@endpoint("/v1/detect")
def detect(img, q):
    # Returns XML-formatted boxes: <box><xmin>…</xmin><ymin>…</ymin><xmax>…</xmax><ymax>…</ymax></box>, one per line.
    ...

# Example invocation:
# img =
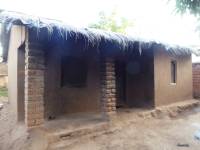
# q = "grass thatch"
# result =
<box><xmin>0</xmin><ymin>10</ymin><xmax>197</xmax><ymax>58</ymax></box>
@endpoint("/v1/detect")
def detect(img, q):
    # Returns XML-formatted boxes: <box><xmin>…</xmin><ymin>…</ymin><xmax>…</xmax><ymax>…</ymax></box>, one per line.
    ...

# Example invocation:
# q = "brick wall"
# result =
<box><xmin>193</xmin><ymin>63</ymin><xmax>200</xmax><ymax>98</ymax></box>
<box><xmin>25</xmin><ymin>41</ymin><xmax>45</xmax><ymax>128</ymax></box>
<box><xmin>100</xmin><ymin>57</ymin><xmax>116</xmax><ymax>117</ymax></box>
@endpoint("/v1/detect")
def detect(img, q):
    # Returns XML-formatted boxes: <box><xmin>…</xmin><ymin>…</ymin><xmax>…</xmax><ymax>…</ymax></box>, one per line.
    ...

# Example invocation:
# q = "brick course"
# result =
<box><xmin>25</xmin><ymin>40</ymin><xmax>45</xmax><ymax>128</ymax></box>
<box><xmin>193</xmin><ymin>63</ymin><xmax>200</xmax><ymax>98</ymax></box>
<box><xmin>100</xmin><ymin>57</ymin><xmax>117</xmax><ymax>117</ymax></box>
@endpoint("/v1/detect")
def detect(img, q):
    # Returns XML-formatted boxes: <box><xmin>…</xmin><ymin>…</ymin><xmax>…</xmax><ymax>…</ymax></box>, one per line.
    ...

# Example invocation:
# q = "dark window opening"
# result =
<box><xmin>61</xmin><ymin>56</ymin><xmax>88</xmax><ymax>87</ymax></box>
<box><xmin>171</xmin><ymin>60</ymin><xmax>177</xmax><ymax>84</ymax></box>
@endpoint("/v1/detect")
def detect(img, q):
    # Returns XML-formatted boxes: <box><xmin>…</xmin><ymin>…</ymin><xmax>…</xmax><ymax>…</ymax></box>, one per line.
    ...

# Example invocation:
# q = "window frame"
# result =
<box><xmin>170</xmin><ymin>60</ymin><xmax>177</xmax><ymax>85</ymax></box>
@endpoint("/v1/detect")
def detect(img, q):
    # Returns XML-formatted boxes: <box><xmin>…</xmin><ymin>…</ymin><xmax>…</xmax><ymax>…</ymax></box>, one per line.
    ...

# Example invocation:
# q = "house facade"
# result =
<box><xmin>0</xmin><ymin>11</ymin><xmax>194</xmax><ymax>128</ymax></box>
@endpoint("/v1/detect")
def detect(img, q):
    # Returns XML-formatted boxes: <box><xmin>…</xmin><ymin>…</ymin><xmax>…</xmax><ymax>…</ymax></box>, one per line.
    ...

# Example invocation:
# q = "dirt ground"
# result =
<box><xmin>0</xmin><ymin>100</ymin><xmax>28</xmax><ymax>150</ymax></box>
<box><xmin>67</xmin><ymin>109</ymin><xmax>200</xmax><ymax>150</ymax></box>
<box><xmin>1</xmin><ymin>99</ymin><xmax>200</xmax><ymax>150</ymax></box>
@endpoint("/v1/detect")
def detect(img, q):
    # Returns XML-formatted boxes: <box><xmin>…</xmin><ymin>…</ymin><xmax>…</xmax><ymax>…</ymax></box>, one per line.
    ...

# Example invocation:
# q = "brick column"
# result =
<box><xmin>25</xmin><ymin>40</ymin><xmax>45</xmax><ymax>128</ymax></box>
<box><xmin>100</xmin><ymin>57</ymin><xmax>116</xmax><ymax>118</ymax></box>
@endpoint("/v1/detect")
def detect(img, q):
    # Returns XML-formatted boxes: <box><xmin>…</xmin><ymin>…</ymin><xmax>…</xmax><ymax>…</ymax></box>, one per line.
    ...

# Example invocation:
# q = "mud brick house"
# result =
<box><xmin>0</xmin><ymin>11</ymin><xmax>197</xmax><ymax>128</ymax></box>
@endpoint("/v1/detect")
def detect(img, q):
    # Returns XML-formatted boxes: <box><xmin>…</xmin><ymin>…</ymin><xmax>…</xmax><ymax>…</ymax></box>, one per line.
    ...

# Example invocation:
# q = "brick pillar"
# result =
<box><xmin>100</xmin><ymin>57</ymin><xmax>116</xmax><ymax>118</ymax></box>
<box><xmin>25</xmin><ymin>40</ymin><xmax>45</xmax><ymax>128</ymax></box>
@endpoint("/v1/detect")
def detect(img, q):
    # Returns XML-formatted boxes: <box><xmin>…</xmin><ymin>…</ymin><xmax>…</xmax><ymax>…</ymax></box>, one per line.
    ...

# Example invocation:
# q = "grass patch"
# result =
<box><xmin>0</xmin><ymin>87</ymin><xmax>8</xmax><ymax>97</ymax></box>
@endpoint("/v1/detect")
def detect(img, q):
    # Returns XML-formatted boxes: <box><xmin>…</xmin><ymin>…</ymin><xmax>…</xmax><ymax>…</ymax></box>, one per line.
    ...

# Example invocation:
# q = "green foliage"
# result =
<box><xmin>175</xmin><ymin>0</ymin><xmax>200</xmax><ymax>16</ymax></box>
<box><xmin>175</xmin><ymin>0</ymin><xmax>200</xmax><ymax>35</ymax></box>
<box><xmin>89</xmin><ymin>10</ymin><xmax>133</xmax><ymax>34</ymax></box>
<box><xmin>0</xmin><ymin>87</ymin><xmax>7</xmax><ymax>97</ymax></box>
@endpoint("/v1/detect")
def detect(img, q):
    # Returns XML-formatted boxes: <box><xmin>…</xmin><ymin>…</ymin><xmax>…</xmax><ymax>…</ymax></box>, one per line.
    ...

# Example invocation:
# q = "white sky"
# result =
<box><xmin>0</xmin><ymin>0</ymin><xmax>200</xmax><ymax>62</ymax></box>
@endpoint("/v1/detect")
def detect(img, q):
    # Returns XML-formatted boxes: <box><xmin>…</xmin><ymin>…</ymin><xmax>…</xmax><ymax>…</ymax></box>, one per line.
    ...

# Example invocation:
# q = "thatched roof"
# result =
<box><xmin>0</xmin><ymin>10</ymin><xmax>198</xmax><ymax>61</ymax></box>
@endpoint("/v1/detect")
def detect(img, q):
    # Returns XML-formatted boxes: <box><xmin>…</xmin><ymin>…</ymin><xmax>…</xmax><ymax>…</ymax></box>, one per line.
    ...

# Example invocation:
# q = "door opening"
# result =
<box><xmin>115</xmin><ymin>60</ymin><xmax>126</xmax><ymax>108</ymax></box>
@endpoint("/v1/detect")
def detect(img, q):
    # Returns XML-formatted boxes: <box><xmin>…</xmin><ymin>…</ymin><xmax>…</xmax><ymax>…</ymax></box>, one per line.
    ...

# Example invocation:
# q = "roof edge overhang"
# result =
<box><xmin>0</xmin><ymin>10</ymin><xmax>198</xmax><ymax>62</ymax></box>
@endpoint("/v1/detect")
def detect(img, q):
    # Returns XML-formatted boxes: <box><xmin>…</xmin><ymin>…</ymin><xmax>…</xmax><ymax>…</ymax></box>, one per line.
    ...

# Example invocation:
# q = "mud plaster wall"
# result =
<box><xmin>154</xmin><ymin>48</ymin><xmax>193</xmax><ymax>106</ymax></box>
<box><xmin>7</xmin><ymin>25</ymin><xmax>25</xmax><ymax>121</ymax></box>
<box><xmin>125</xmin><ymin>49</ymin><xmax>154</xmax><ymax>107</ymax></box>
<box><xmin>193</xmin><ymin>63</ymin><xmax>200</xmax><ymax>98</ymax></box>
<box><xmin>44</xmin><ymin>48</ymin><xmax>101</xmax><ymax>118</ymax></box>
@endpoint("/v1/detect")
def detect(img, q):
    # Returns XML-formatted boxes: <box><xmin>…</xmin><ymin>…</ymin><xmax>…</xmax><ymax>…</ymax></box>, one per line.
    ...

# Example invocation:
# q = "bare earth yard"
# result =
<box><xmin>1</xmin><ymin>99</ymin><xmax>200</xmax><ymax>150</ymax></box>
<box><xmin>67</xmin><ymin>108</ymin><xmax>200</xmax><ymax>150</ymax></box>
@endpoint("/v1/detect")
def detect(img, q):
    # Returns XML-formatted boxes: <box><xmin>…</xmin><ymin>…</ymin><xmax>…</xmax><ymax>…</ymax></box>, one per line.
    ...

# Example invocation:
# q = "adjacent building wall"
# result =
<box><xmin>0</xmin><ymin>63</ymin><xmax>8</xmax><ymax>74</ymax></box>
<box><xmin>7</xmin><ymin>25</ymin><xmax>25</xmax><ymax>121</ymax></box>
<box><xmin>0</xmin><ymin>63</ymin><xmax>8</xmax><ymax>88</ymax></box>
<box><xmin>193</xmin><ymin>63</ymin><xmax>200</xmax><ymax>98</ymax></box>
<box><xmin>154</xmin><ymin>48</ymin><xmax>193</xmax><ymax>106</ymax></box>
<box><xmin>0</xmin><ymin>75</ymin><xmax>8</xmax><ymax>88</ymax></box>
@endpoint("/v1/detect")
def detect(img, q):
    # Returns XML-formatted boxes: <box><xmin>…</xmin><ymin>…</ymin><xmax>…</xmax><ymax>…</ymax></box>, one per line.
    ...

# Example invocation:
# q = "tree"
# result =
<box><xmin>175</xmin><ymin>0</ymin><xmax>200</xmax><ymax>16</ymax></box>
<box><xmin>175</xmin><ymin>0</ymin><xmax>200</xmax><ymax>36</ymax></box>
<box><xmin>89</xmin><ymin>10</ymin><xmax>133</xmax><ymax>34</ymax></box>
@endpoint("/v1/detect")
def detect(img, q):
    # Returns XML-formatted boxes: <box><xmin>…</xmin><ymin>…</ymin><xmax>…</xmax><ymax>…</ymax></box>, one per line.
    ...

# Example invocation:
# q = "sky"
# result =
<box><xmin>0</xmin><ymin>0</ymin><xmax>200</xmax><ymax>62</ymax></box>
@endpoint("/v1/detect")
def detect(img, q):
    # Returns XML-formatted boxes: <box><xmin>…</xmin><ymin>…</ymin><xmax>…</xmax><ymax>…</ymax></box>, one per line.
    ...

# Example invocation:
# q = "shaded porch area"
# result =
<box><xmin>43</xmin><ymin>112</ymin><xmax>107</xmax><ymax>133</ymax></box>
<box><xmin>115</xmin><ymin>48</ymin><xmax>155</xmax><ymax>110</ymax></box>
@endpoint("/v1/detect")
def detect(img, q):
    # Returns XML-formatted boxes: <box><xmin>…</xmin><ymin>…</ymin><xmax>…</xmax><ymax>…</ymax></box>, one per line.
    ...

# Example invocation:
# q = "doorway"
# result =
<box><xmin>115</xmin><ymin>60</ymin><xmax>126</xmax><ymax>108</ymax></box>
<box><xmin>17</xmin><ymin>44</ymin><xmax>25</xmax><ymax>122</ymax></box>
